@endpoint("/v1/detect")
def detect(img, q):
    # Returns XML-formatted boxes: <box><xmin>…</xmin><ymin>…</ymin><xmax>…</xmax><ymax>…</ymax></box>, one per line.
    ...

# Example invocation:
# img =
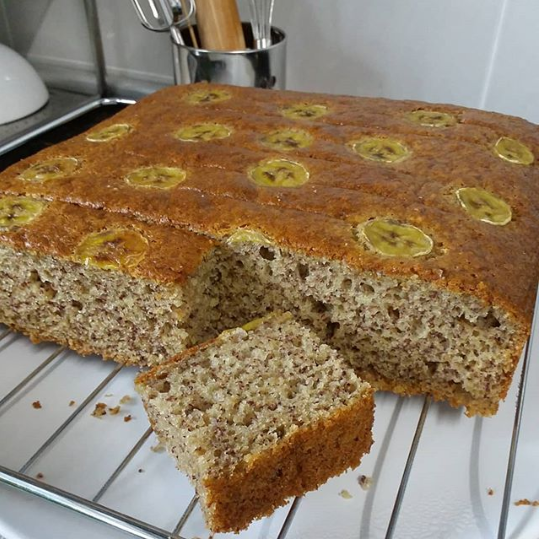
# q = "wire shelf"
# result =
<box><xmin>0</xmin><ymin>99</ymin><xmax>538</xmax><ymax>539</ymax></box>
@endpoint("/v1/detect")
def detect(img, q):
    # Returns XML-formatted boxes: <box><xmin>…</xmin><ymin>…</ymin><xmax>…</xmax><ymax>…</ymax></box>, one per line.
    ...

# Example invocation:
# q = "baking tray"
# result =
<box><xmin>0</xmin><ymin>100</ymin><xmax>538</xmax><ymax>539</ymax></box>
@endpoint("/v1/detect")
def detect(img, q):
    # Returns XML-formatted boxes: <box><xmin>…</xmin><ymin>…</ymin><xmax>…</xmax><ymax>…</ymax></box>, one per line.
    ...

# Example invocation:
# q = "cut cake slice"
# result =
<box><xmin>135</xmin><ymin>312</ymin><xmax>374</xmax><ymax>533</ymax></box>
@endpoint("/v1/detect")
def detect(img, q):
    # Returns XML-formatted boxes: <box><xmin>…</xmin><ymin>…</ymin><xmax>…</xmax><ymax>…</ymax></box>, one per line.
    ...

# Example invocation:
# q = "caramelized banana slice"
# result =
<box><xmin>281</xmin><ymin>103</ymin><xmax>329</xmax><ymax>120</ymax></box>
<box><xmin>0</xmin><ymin>196</ymin><xmax>47</xmax><ymax>228</ymax></box>
<box><xmin>249</xmin><ymin>158</ymin><xmax>309</xmax><ymax>188</ymax></box>
<box><xmin>494</xmin><ymin>137</ymin><xmax>534</xmax><ymax>165</ymax></box>
<box><xmin>75</xmin><ymin>228</ymin><xmax>148</xmax><ymax>270</ymax></box>
<box><xmin>125</xmin><ymin>166</ymin><xmax>187</xmax><ymax>189</ymax></box>
<box><xmin>20</xmin><ymin>157</ymin><xmax>79</xmax><ymax>182</ymax></box>
<box><xmin>241</xmin><ymin>317</ymin><xmax>267</xmax><ymax>332</ymax></box>
<box><xmin>456</xmin><ymin>187</ymin><xmax>512</xmax><ymax>225</ymax></box>
<box><xmin>185</xmin><ymin>89</ymin><xmax>231</xmax><ymax>104</ymax></box>
<box><xmin>174</xmin><ymin>123</ymin><xmax>231</xmax><ymax>142</ymax></box>
<box><xmin>261</xmin><ymin>128</ymin><xmax>313</xmax><ymax>151</ymax></box>
<box><xmin>361</xmin><ymin>219</ymin><xmax>433</xmax><ymax>257</ymax></box>
<box><xmin>86</xmin><ymin>123</ymin><xmax>132</xmax><ymax>142</ymax></box>
<box><xmin>226</xmin><ymin>229</ymin><xmax>274</xmax><ymax>246</ymax></box>
<box><xmin>351</xmin><ymin>137</ymin><xmax>410</xmax><ymax>163</ymax></box>
<box><xmin>406</xmin><ymin>110</ymin><xmax>457</xmax><ymax>128</ymax></box>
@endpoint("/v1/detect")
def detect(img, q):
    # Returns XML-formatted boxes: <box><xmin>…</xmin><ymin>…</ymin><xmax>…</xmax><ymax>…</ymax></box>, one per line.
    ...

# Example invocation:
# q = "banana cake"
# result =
<box><xmin>1</xmin><ymin>83</ymin><xmax>538</xmax><ymax>415</ymax></box>
<box><xmin>135</xmin><ymin>312</ymin><xmax>374</xmax><ymax>532</ymax></box>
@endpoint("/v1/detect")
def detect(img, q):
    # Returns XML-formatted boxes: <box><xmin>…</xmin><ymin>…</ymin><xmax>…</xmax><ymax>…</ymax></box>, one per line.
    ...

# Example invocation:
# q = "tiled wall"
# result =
<box><xmin>1</xmin><ymin>0</ymin><xmax>538</xmax><ymax>122</ymax></box>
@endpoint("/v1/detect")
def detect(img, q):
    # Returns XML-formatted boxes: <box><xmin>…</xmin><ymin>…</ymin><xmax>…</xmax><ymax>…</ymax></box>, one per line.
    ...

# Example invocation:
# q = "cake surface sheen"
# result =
<box><xmin>0</xmin><ymin>83</ymin><xmax>538</xmax><ymax>415</ymax></box>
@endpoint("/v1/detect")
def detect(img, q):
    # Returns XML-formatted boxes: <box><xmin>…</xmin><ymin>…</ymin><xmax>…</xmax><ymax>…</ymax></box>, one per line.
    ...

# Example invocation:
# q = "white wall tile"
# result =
<box><xmin>482</xmin><ymin>0</ymin><xmax>539</xmax><ymax>123</ymax></box>
<box><xmin>96</xmin><ymin>0</ymin><xmax>173</xmax><ymax>85</ymax></box>
<box><xmin>6</xmin><ymin>0</ymin><xmax>92</xmax><ymax>64</ymax></box>
<box><xmin>273</xmin><ymin>0</ymin><xmax>504</xmax><ymax>107</ymax></box>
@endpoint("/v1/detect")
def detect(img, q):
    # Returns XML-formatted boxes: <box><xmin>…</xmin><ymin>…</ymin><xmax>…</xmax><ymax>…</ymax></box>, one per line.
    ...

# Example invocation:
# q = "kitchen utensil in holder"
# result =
<box><xmin>173</xmin><ymin>23</ymin><xmax>286</xmax><ymax>89</ymax></box>
<box><xmin>129</xmin><ymin>0</ymin><xmax>286</xmax><ymax>89</ymax></box>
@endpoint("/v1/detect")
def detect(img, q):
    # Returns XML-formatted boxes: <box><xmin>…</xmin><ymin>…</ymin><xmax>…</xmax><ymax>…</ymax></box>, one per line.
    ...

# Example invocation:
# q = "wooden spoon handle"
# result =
<box><xmin>196</xmin><ymin>0</ymin><xmax>246</xmax><ymax>51</ymax></box>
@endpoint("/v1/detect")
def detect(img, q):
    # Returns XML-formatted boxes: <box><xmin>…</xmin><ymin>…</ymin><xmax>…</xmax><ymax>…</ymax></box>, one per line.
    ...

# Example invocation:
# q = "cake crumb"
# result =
<box><xmin>150</xmin><ymin>442</ymin><xmax>165</xmax><ymax>453</ymax></box>
<box><xmin>91</xmin><ymin>402</ymin><xmax>107</xmax><ymax>418</ymax></box>
<box><xmin>35</xmin><ymin>473</ymin><xmax>44</xmax><ymax>480</ymax></box>
<box><xmin>514</xmin><ymin>499</ymin><xmax>539</xmax><ymax>507</ymax></box>
<box><xmin>108</xmin><ymin>405</ymin><xmax>121</xmax><ymax>415</ymax></box>
<box><xmin>339</xmin><ymin>489</ymin><xmax>353</xmax><ymax>499</ymax></box>
<box><xmin>487</xmin><ymin>488</ymin><xmax>495</xmax><ymax>496</ymax></box>
<box><xmin>69</xmin><ymin>400</ymin><xmax>76</xmax><ymax>407</ymax></box>
<box><xmin>138</xmin><ymin>468</ymin><xmax>144</xmax><ymax>473</ymax></box>
<box><xmin>124</xmin><ymin>414</ymin><xmax>132</xmax><ymax>423</ymax></box>
<box><xmin>358</xmin><ymin>474</ymin><xmax>373</xmax><ymax>491</ymax></box>
<box><xmin>32</xmin><ymin>400</ymin><xmax>42</xmax><ymax>409</ymax></box>
<box><xmin>120</xmin><ymin>395</ymin><xmax>132</xmax><ymax>404</ymax></box>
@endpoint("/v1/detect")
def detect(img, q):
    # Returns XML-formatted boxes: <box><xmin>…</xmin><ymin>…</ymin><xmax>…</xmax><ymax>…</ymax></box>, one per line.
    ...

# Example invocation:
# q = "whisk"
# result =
<box><xmin>247</xmin><ymin>0</ymin><xmax>275</xmax><ymax>49</ymax></box>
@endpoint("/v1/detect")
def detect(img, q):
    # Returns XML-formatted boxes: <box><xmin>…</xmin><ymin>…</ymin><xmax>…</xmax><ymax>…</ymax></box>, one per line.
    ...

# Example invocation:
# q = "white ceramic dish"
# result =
<box><xmin>0</xmin><ymin>317</ymin><xmax>537</xmax><ymax>539</ymax></box>
<box><xmin>0</xmin><ymin>44</ymin><xmax>49</xmax><ymax>125</ymax></box>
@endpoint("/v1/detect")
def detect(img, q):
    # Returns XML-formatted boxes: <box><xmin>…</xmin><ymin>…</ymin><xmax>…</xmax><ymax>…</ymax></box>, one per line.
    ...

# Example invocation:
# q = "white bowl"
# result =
<box><xmin>0</xmin><ymin>43</ymin><xmax>49</xmax><ymax>125</ymax></box>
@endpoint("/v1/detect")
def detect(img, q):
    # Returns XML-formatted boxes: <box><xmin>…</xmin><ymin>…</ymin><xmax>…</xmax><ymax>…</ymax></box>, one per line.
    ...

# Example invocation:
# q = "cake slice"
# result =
<box><xmin>135</xmin><ymin>312</ymin><xmax>374</xmax><ymax>533</ymax></box>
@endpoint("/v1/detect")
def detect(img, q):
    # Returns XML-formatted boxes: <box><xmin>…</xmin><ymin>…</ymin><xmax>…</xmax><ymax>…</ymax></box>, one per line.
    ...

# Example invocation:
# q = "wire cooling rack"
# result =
<box><xmin>0</xmin><ymin>99</ymin><xmax>538</xmax><ymax>539</ymax></box>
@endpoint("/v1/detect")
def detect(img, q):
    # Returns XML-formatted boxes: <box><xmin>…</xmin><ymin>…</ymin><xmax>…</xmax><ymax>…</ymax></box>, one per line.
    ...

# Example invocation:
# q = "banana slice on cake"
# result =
<box><xmin>86</xmin><ymin>124</ymin><xmax>132</xmax><ymax>142</ymax></box>
<box><xmin>249</xmin><ymin>158</ymin><xmax>309</xmax><ymax>187</ymax></box>
<box><xmin>125</xmin><ymin>166</ymin><xmax>187</xmax><ymax>189</ymax></box>
<box><xmin>456</xmin><ymin>187</ymin><xmax>512</xmax><ymax>225</ymax></box>
<box><xmin>184</xmin><ymin>89</ymin><xmax>231</xmax><ymax>104</ymax></box>
<box><xmin>350</xmin><ymin>137</ymin><xmax>411</xmax><ymax>163</ymax></box>
<box><xmin>0</xmin><ymin>196</ymin><xmax>47</xmax><ymax>228</ymax></box>
<box><xmin>75</xmin><ymin>228</ymin><xmax>148</xmax><ymax>270</ymax></box>
<box><xmin>20</xmin><ymin>157</ymin><xmax>79</xmax><ymax>182</ymax></box>
<box><xmin>226</xmin><ymin>229</ymin><xmax>275</xmax><ymax>246</ymax></box>
<box><xmin>361</xmin><ymin>219</ymin><xmax>433</xmax><ymax>257</ymax></box>
<box><xmin>405</xmin><ymin>110</ymin><xmax>457</xmax><ymax>128</ymax></box>
<box><xmin>281</xmin><ymin>104</ymin><xmax>329</xmax><ymax>120</ymax></box>
<box><xmin>494</xmin><ymin>137</ymin><xmax>534</xmax><ymax>165</ymax></box>
<box><xmin>261</xmin><ymin>128</ymin><xmax>313</xmax><ymax>151</ymax></box>
<box><xmin>174</xmin><ymin>123</ymin><xmax>231</xmax><ymax>142</ymax></box>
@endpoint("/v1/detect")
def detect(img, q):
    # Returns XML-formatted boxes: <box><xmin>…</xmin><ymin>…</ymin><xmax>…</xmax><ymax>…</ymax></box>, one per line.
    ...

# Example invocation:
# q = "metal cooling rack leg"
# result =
<box><xmin>385</xmin><ymin>396</ymin><xmax>431</xmax><ymax>539</ymax></box>
<box><xmin>497</xmin><ymin>287</ymin><xmax>538</xmax><ymax>538</ymax></box>
<box><xmin>276</xmin><ymin>497</ymin><xmax>302</xmax><ymax>539</ymax></box>
<box><xmin>0</xmin><ymin>465</ymin><xmax>182</xmax><ymax>539</ymax></box>
<box><xmin>19</xmin><ymin>364</ymin><xmax>124</xmax><ymax>474</ymax></box>
<box><xmin>0</xmin><ymin>347</ymin><xmax>67</xmax><ymax>410</ymax></box>
<box><xmin>171</xmin><ymin>494</ymin><xmax>199</xmax><ymax>537</ymax></box>
<box><xmin>93</xmin><ymin>427</ymin><xmax>153</xmax><ymax>503</ymax></box>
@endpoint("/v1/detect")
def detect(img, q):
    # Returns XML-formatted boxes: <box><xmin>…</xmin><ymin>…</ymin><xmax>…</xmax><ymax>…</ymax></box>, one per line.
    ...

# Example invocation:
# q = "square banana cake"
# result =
<box><xmin>1</xmin><ymin>83</ymin><xmax>538</xmax><ymax>415</ymax></box>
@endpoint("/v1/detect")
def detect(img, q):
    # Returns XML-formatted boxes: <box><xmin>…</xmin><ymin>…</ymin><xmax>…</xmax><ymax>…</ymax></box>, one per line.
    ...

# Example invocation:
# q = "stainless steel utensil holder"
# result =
<box><xmin>172</xmin><ymin>23</ymin><xmax>286</xmax><ymax>89</ymax></box>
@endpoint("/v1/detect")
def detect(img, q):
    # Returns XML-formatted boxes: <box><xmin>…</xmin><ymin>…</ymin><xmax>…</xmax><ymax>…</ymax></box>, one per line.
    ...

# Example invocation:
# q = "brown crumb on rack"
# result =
<box><xmin>358</xmin><ymin>474</ymin><xmax>373</xmax><ymax>491</ymax></box>
<box><xmin>32</xmin><ymin>400</ymin><xmax>42</xmax><ymax>409</ymax></box>
<box><xmin>515</xmin><ymin>499</ymin><xmax>539</xmax><ymax>507</ymax></box>
<box><xmin>339</xmin><ymin>489</ymin><xmax>353</xmax><ymax>500</ymax></box>
<box><xmin>91</xmin><ymin>402</ymin><xmax>107</xmax><ymax>418</ymax></box>
<box><xmin>35</xmin><ymin>472</ymin><xmax>44</xmax><ymax>480</ymax></box>
<box><xmin>150</xmin><ymin>442</ymin><xmax>166</xmax><ymax>453</ymax></box>
<box><xmin>124</xmin><ymin>414</ymin><xmax>132</xmax><ymax>423</ymax></box>
<box><xmin>120</xmin><ymin>395</ymin><xmax>132</xmax><ymax>404</ymax></box>
<box><xmin>69</xmin><ymin>400</ymin><xmax>76</xmax><ymax>407</ymax></box>
<box><xmin>108</xmin><ymin>405</ymin><xmax>121</xmax><ymax>415</ymax></box>
<box><xmin>487</xmin><ymin>488</ymin><xmax>495</xmax><ymax>496</ymax></box>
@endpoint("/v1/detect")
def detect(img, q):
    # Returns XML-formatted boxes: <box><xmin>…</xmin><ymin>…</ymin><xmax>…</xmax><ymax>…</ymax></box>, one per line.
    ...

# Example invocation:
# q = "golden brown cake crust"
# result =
<box><xmin>0</xmin><ymin>200</ymin><xmax>216</xmax><ymax>284</ymax></box>
<box><xmin>202</xmin><ymin>391</ymin><xmax>374</xmax><ymax>533</ymax></box>
<box><xmin>0</xmin><ymin>83</ymin><xmax>538</xmax><ymax>329</ymax></box>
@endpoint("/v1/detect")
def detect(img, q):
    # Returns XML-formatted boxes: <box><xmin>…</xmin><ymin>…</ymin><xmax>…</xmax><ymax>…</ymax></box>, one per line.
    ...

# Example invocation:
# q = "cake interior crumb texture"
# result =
<box><xmin>0</xmin><ymin>230</ymin><xmax>525</xmax><ymax>415</ymax></box>
<box><xmin>136</xmin><ymin>313</ymin><xmax>374</xmax><ymax>533</ymax></box>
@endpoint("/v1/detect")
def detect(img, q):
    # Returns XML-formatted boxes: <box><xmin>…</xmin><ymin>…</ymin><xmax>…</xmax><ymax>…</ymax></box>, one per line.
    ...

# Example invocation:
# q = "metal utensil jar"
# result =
<box><xmin>172</xmin><ymin>23</ymin><xmax>286</xmax><ymax>89</ymax></box>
